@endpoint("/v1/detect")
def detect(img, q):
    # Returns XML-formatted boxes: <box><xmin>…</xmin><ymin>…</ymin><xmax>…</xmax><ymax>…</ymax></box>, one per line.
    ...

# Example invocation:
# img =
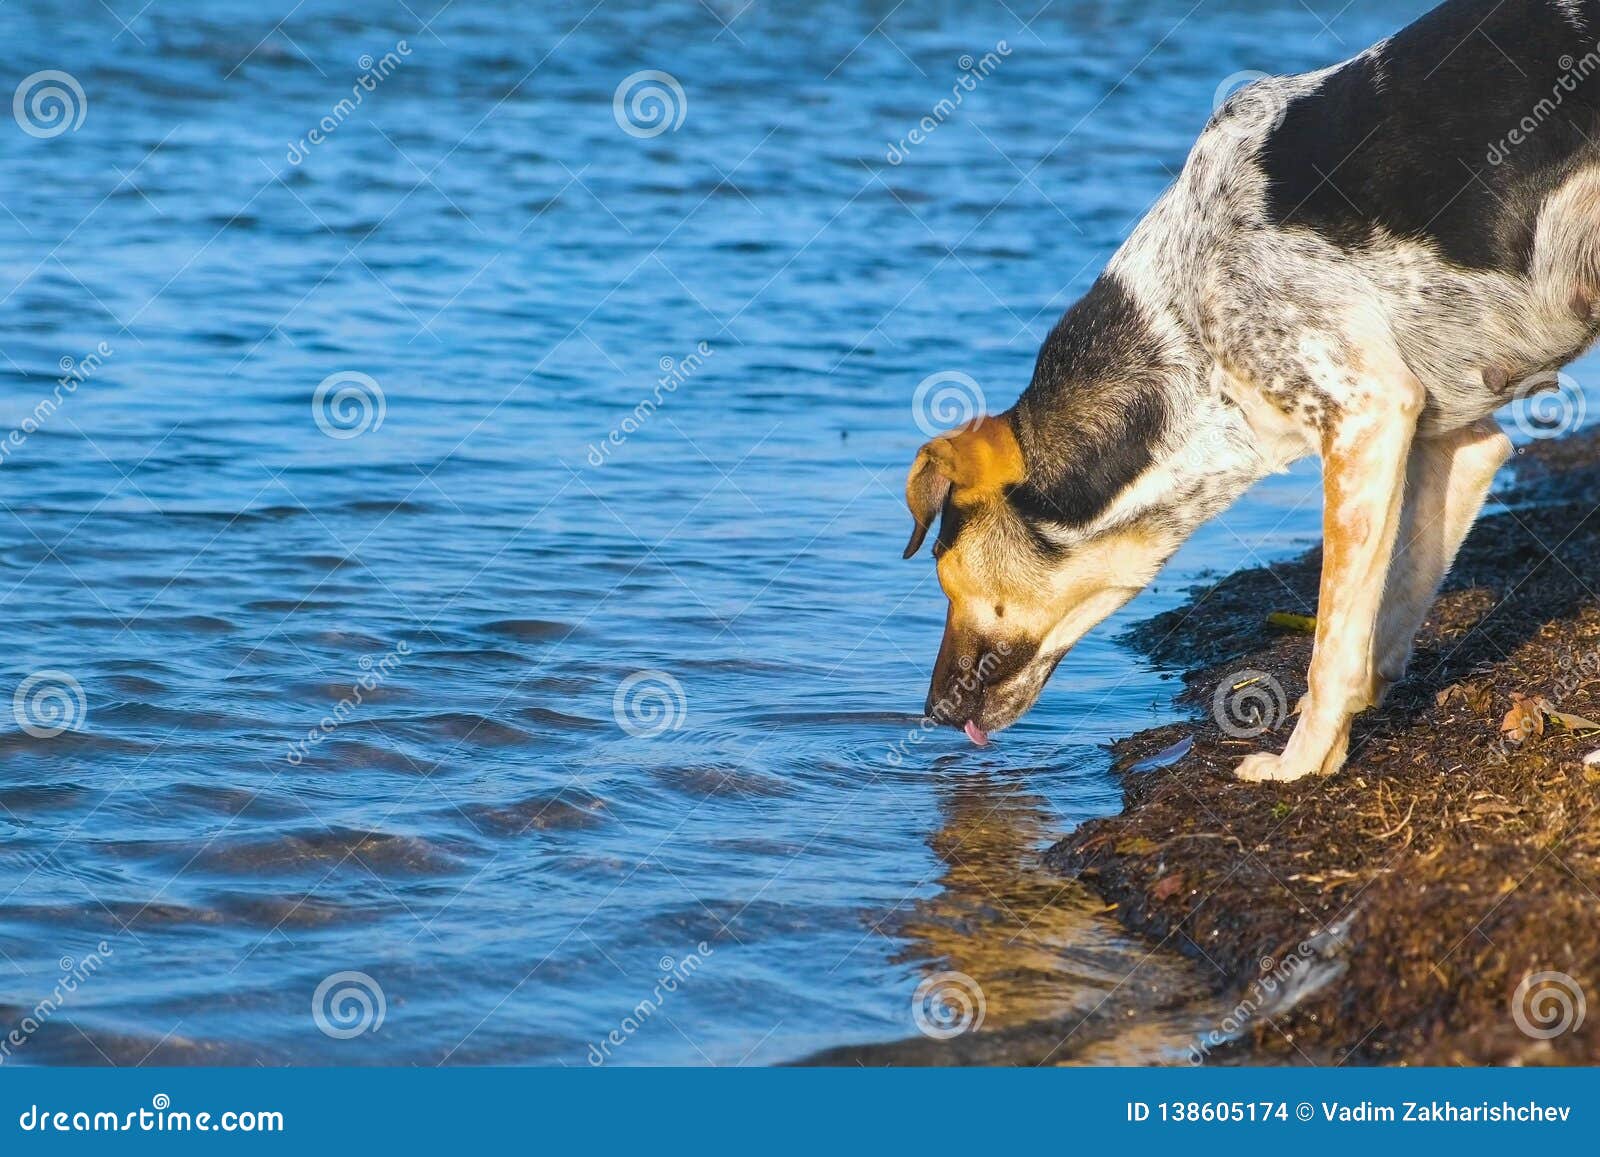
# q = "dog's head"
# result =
<box><xmin>902</xmin><ymin>413</ymin><xmax>1175</xmax><ymax>743</ymax></box>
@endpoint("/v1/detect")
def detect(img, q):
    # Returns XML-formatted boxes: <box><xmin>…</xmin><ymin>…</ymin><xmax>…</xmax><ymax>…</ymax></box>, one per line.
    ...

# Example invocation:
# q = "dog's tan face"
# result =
<box><xmin>903</xmin><ymin>414</ymin><xmax>1173</xmax><ymax>743</ymax></box>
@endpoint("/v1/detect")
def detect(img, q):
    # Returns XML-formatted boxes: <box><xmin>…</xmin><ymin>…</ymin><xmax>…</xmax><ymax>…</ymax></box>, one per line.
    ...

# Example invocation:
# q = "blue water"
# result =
<box><xmin>0</xmin><ymin>0</ymin><xmax>1576</xmax><ymax>1066</ymax></box>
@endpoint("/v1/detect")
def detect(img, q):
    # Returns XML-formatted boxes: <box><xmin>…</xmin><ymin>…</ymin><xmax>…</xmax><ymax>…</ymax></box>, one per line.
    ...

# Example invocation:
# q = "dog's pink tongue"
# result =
<box><xmin>963</xmin><ymin>719</ymin><xmax>989</xmax><ymax>747</ymax></box>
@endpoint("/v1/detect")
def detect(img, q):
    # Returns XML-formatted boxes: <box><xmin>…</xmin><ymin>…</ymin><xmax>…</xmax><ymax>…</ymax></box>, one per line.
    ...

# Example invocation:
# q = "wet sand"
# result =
<box><xmin>1046</xmin><ymin>426</ymin><xmax>1600</xmax><ymax>1065</ymax></box>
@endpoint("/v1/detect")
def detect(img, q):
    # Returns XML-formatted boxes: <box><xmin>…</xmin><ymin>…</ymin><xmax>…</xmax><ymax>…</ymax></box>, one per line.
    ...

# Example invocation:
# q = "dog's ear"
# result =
<box><xmin>903</xmin><ymin>440</ymin><xmax>956</xmax><ymax>558</ymax></box>
<box><xmin>902</xmin><ymin>415</ymin><xmax>1024</xmax><ymax>558</ymax></box>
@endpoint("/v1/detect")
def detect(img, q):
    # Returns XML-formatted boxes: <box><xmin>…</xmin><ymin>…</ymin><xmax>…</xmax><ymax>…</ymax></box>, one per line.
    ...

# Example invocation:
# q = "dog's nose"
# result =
<box><xmin>924</xmin><ymin>670</ymin><xmax>979</xmax><ymax>726</ymax></box>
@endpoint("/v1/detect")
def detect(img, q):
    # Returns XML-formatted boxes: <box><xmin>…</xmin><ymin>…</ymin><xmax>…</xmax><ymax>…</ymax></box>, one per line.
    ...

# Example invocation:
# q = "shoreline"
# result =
<box><xmin>1045</xmin><ymin>425</ymin><xmax>1600</xmax><ymax>1065</ymax></box>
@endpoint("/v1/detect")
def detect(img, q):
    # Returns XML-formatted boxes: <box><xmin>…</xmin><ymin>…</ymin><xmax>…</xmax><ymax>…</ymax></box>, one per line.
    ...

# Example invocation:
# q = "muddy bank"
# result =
<box><xmin>1045</xmin><ymin>426</ymin><xmax>1600</xmax><ymax>1065</ymax></box>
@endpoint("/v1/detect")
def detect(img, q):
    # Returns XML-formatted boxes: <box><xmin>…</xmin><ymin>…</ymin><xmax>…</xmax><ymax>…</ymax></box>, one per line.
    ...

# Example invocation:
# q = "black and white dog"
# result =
<box><xmin>904</xmin><ymin>0</ymin><xmax>1600</xmax><ymax>781</ymax></box>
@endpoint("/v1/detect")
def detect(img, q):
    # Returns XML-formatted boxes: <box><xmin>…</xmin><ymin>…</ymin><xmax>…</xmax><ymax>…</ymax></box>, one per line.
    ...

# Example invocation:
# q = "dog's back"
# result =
<box><xmin>1256</xmin><ymin>0</ymin><xmax>1600</xmax><ymax>275</ymax></box>
<box><xmin>1126</xmin><ymin>0</ymin><xmax>1600</xmax><ymax>432</ymax></box>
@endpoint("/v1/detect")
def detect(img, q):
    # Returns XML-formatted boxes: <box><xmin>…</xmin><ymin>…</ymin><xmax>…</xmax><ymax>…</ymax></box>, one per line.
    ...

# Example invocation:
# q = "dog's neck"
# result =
<box><xmin>1011</xmin><ymin>270</ymin><xmax>1275</xmax><ymax>546</ymax></box>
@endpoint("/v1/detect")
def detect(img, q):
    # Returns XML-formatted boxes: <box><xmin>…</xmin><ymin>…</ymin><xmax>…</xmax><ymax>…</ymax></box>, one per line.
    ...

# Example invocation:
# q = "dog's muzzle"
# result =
<box><xmin>923</xmin><ymin>632</ymin><xmax>1040</xmax><ymax>744</ymax></box>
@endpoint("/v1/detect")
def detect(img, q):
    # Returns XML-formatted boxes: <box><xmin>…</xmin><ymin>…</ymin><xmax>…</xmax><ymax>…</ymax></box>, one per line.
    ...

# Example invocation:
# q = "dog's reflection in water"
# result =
<box><xmin>816</xmin><ymin>767</ymin><xmax>1220</xmax><ymax>1065</ymax></box>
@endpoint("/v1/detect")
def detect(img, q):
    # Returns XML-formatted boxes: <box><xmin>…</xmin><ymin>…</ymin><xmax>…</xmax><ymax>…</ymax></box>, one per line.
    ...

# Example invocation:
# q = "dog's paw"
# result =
<box><xmin>1233</xmin><ymin>752</ymin><xmax>1315</xmax><ymax>783</ymax></box>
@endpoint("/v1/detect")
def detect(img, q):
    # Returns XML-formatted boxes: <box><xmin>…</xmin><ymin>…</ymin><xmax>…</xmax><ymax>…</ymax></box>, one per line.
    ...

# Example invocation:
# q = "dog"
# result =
<box><xmin>905</xmin><ymin>0</ymin><xmax>1600</xmax><ymax>782</ymax></box>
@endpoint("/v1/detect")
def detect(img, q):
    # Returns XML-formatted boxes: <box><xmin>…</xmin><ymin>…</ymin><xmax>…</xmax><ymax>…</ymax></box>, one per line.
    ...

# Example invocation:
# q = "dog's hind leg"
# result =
<box><xmin>1236</xmin><ymin>355</ymin><xmax>1424</xmax><ymax>783</ymax></box>
<box><xmin>1368</xmin><ymin>418</ymin><xmax>1511</xmax><ymax>699</ymax></box>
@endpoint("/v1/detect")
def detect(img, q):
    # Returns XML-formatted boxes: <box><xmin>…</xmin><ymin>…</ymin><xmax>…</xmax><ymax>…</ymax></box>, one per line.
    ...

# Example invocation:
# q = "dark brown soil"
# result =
<box><xmin>1044</xmin><ymin>426</ymin><xmax>1600</xmax><ymax>1065</ymax></box>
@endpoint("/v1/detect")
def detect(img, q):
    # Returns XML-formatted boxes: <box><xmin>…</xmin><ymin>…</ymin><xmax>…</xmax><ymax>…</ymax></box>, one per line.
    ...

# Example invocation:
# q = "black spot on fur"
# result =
<box><xmin>932</xmin><ymin>498</ymin><xmax>970</xmax><ymax>558</ymax></box>
<box><xmin>1258</xmin><ymin>0</ymin><xmax>1600</xmax><ymax>273</ymax></box>
<box><xmin>1010</xmin><ymin>274</ymin><xmax>1171</xmax><ymax>527</ymax></box>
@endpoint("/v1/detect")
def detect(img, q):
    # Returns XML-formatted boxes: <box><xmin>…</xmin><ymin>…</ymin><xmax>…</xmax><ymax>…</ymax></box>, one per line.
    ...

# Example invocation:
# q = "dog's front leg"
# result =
<box><xmin>1368</xmin><ymin>419</ymin><xmax>1511</xmax><ymax>697</ymax></box>
<box><xmin>1236</xmin><ymin>372</ymin><xmax>1423</xmax><ymax>783</ymax></box>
